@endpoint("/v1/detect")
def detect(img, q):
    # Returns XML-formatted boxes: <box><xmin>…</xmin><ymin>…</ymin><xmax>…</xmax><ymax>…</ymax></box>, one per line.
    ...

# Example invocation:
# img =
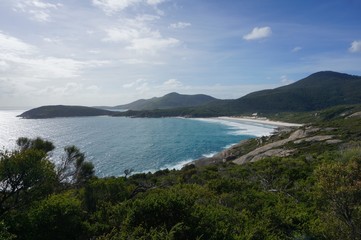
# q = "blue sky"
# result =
<box><xmin>0</xmin><ymin>0</ymin><xmax>361</xmax><ymax>107</ymax></box>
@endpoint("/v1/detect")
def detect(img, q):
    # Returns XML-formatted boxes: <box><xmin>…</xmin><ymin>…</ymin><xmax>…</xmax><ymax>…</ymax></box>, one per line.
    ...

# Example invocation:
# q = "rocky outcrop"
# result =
<box><xmin>347</xmin><ymin>111</ymin><xmax>361</xmax><ymax>118</ymax></box>
<box><xmin>233</xmin><ymin>127</ymin><xmax>340</xmax><ymax>164</ymax></box>
<box><xmin>293</xmin><ymin>135</ymin><xmax>333</xmax><ymax>144</ymax></box>
<box><xmin>193</xmin><ymin>126</ymin><xmax>342</xmax><ymax>167</ymax></box>
<box><xmin>249</xmin><ymin>149</ymin><xmax>296</xmax><ymax>162</ymax></box>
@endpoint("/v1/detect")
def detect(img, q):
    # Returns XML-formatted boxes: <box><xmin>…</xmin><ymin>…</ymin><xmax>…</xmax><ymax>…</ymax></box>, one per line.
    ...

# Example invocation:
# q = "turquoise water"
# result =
<box><xmin>0</xmin><ymin>110</ymin><xmax>275</xmax><ymax>177</ymax></box>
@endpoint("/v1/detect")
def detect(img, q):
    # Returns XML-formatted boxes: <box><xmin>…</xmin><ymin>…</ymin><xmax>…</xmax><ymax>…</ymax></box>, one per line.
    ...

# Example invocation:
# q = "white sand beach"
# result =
<box><xmin>217</xmin><ymin>116</ymin><xmax>303</xmax><ymax>128</ymax></box>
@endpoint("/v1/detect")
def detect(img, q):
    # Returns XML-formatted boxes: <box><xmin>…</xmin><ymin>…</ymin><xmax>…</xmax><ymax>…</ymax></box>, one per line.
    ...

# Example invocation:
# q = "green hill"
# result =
<box><xmin>18</xmin><ymin>105</ymin><xmax>114</xmax><ymax>119</ymax></box>
<box><xmin>113</xmin><ymin>92</ymin><xmax>218</xmax><ymax>110</ymax></box>
<box><xmin>236</xmin><ymin>71</ymin><xmax>361</xmax><ymax>112</ymax></box>
<box><xmin>120</xmin><ymin>71</ymin><xmax>361</xmax><ymax>117</ymax></box>
<box><xmin>19</xmin><ymin>71</ymin><xmax>361</xmax><ymax>119</ymax></box>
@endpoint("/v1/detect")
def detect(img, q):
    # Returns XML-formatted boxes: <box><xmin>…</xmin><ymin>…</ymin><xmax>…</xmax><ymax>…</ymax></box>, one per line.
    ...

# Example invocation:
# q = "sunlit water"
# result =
<box><xmin>0</xmin><ymin>110</ymin><xmax>275</xmax><ymax>177</ymax></box>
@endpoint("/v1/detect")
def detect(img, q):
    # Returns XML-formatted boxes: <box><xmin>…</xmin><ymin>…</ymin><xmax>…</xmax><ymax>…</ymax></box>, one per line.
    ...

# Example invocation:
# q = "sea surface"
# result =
<box><xmin>0</xmin><ymin>110</ymin><xmax>276</xmax><ymax>177</ymax></box>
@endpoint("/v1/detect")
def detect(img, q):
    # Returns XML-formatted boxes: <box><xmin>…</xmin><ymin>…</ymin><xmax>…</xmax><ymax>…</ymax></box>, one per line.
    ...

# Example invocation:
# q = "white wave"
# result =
<box><xmin>130</xmin><ymin>159</ymin><xmax>195</xmax><ymax>175</ymax></box>
<box><xmin>162</xmin><ymin>159</ymin><xmax>194</xmax><ymax>170</ymax></box>
<box><xmin>223</xmin><ymin>143</ymin><xmax>237</xmax><ymax>149</ymax></box>
<box><xmin>202</xmin><ymin>151</ymin><xmax>218</xmax><ymax>158</ymax></box>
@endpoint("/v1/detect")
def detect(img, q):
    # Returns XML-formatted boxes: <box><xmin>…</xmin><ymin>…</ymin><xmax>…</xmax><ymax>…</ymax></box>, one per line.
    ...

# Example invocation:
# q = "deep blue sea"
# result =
<box><xmin>0</xmin><ymin>110</ymin><xmax>275</xmax><ymax>177</ymax></box>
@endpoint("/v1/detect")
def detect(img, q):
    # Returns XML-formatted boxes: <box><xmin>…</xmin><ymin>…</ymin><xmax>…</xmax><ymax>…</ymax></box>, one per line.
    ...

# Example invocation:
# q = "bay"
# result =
<box><xmin>0</xmin><ymin>110</ymin><xmax>275</xmax><ymax>177</ymax></box>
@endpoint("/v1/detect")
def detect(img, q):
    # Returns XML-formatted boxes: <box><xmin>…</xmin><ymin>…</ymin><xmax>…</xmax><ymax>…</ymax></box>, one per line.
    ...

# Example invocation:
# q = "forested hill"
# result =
<box><xmin>234</xmin><ymin>71</ymin><xmax>361</xmax><ymax>112</ymax></box>
<box><xmin>117</xmin><ymin>71</ymin><xmax>361</xmax><ymax>117</ymax></box>
<box><xmin>112</xmin><ymin>92</ymin><xmax>218</xmax><ymax>110</ymax></box>
<box><xmin>18</xmin><ymin>71</ymin><xmax>361</xmax><ymax>118</ymax></box>
<box><xmin>18</xmin><ymin>105</ymin><xmax>114</xmax><ymax>119</ymax></box>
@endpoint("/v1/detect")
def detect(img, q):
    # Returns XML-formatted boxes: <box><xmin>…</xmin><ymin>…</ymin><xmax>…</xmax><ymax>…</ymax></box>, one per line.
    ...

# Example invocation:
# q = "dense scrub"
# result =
<box><xmin>1</xmin><ymin>113</ymin><xmax>361</xmax><ymax>239</ymax></box>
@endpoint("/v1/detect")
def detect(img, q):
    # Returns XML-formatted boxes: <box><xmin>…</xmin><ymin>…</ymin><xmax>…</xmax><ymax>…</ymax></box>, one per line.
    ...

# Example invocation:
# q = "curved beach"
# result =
<box><xmin>217</xmin><ymin>116</ymin><xmax>303</xmax><ymax>128</ymax></box>
<box><xmin>190</xmin><ymin>116</ymin><xmax>303</xmax><ymax>167</ymax></box>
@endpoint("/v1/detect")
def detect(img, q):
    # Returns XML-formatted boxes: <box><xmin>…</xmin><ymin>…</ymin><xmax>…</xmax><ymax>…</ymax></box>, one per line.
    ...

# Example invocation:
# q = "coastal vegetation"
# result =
<box><xmin>3</xmin><ymin>104</ymin><xmax>361</xmax><ymax>239</ymax></box>
<box><xmin>7</xmin><ymin>71</ymin><xmax>361</xmax><ymax>239</ymax></box>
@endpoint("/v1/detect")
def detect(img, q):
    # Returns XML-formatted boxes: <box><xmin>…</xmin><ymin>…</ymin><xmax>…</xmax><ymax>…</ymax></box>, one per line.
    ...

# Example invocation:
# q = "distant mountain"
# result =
<box><xmin>19</xmin><ymin>71</ymin><xmax>361</xmax><ymax>119</ymax></box>
<box><xmin>18</xmin><ymin>105</ymin><xmax>114</xmax><ymax>119</ymax></box>
<box><xmin>117</xmin><ymin>71</ymin><xmax>361</xmax><ymax>117</ymax></box>
<box><xmin>113</xmin><ymin>92</ymin><xmax>218</xmax><ymax>110</ymax></box>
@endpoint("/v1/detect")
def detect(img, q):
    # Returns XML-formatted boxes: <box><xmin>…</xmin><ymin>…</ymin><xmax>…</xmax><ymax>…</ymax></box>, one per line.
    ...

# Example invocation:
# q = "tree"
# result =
<box><xmin>27</xmin><ymin>193</ymin><xmax>85</xmax><ymax>240</ymax></box>
<box><xmin>0</xmin><ymin>137</ymin><xmax>95</xmax><ymax>216</ymax></box>
<box><xmin>315</xmin><ymin>148</ymin><xmax>361</xmax><ymax>240</ymax></box>
<box><xmin>15</xmin><ymin>137</ymin><xmax>95</xmax><ymax>187</ymax></box>
<box><xmin>0</xmin><ymin>221</ymin><xmax>15</xmax><ymax>240</ymax></box>
<box><xmin>16</xmin><ymin>137</ymin><xmax>54</xmax><ymax>153</ymax></box>
<box><xmin>57</xmin><ymin>146</ymin><xmax>95</xmax><ymax>187</ymax></box>
<box><xmin>0</xmin><ymin>148</ymin><xmax>57</xmax><ymax>216</ymax></box>
<box><xmin>123</xmin><ymin>169</ymin><xmax>134</xmax><ymax>178</ymax></box>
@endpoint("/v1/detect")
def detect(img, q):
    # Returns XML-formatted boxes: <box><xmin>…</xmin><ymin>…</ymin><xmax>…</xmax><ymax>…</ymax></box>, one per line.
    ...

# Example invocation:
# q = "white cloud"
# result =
<box><xmin>34</xmin><ymin>82</ymin><xmax>101</xmax><ymax>99</ymax></box>
<box><xmin>123</xmin><ymin>78</ymin><xmax>148</xmax><ymax>89</ymax></box>
<box><xmin>122</xmin><ymin>83</ymin><xmax>134</xmax><ymax>88</ymax></box>
<box><xmin>280</xmin><ymin>75</ymin><xmax>294</xmax><ymax>85</ymax></box>
<box><xmin>103</xmin><ymin>16</ymin><xmax>160</xmax><ymax>42</ymax></box>
<box><xmin>103</xmin><ymin>15</ymin><xmax>179</xmax><ymax>53</ymax></box>
<box><xmin>292</xmin><ymin>46</ymin><xmax>302</xmax><ymax>52</ymax></box>
<box><xmin>125</xmin><ymin>79</ymin><xmax>151</xmax><ymax>93</ymax></box>
<box><xmin>349</xmin><ymin>40</ymin><xmax>361</xmax><ymax>53</ymax></box>
<box><xmin>13</xmin><ymin>0</ymin><xmax>62</xmax><ymax>22</ymax></box>
<box><xmin>53</xmin><ymin>82</ymin><xmax>83</xmax><ymax>96</ymax></box>
<box><xmin>43</xmin><ymin>37</ymin><xmax>62</xmax><ymax>44</ymax></box>
<box><xmin>104</xmin><ymin>27</ymin><xmax>142</xmax><ymax>42</ymax></box>
<box><xmin>127</xmin><ymin>37</ymin><xmax>179</xmax><ymax>53</ymax></box>
<box><xmin>29</xmin><ymin>9</ymin><xmax>50</xmax><ymax>21</ymax></box>
<box><xmin>169</xmin><ymin>22</ymin><xmax>191</xmax><ymax>29</ymax></box>
<box><xmin>162</xmin><ymin>79</ymin><xmax>183</xmax><ymax>89</ymax></box>
<box><xmin>0</xmin><ymin>78</ymin><xmax>18</xmax><ymax>96</ymax></box>
<box><xmin>0</xmin><ymin>31</ymin><xmax>35</xmax><ymax>54</ymax></box>
<box><xmin>121</xmin><ymin>78</ymin><xmax>183</xmax><ymax>98</ymax></box>
<box><xmin>243</xmin><ymin>26</ymin><xmax>272</xmax><ymax>40</ymax></box>
<box><xmin>119</xmin><ymin>58</ymin><xmax>165</xmax><ymax>65</ymax></box>
<box><xmin>0</xmin><ymin>61</ymin><xmax>10</xmax><ymax>71</ymax></box>
<box><xmin>0</xmin><ymin>32</ymin><xmax>108</xmax><ymax>83</ymax></box>
<box><xmin>88</xmin><ymin>49</ymin><xmax>101</xmax><ymax>54</ymax></box>
<box><xmin>28</xmin><ymin>0</ymin><xmax>60</xmax><ymax>9</ymax></box>
<box><xmin>86</xmin><ymin>85</ymin><xmax>100</xmax><ymax>92</ymax></box>
<box><xmin>92</xmin><ymin>0</ymin><xmax>141</xmax><ymax>14</ymax></box>
<box><xmin>92</xmin><ymin>0</ymin><xmax>165</xmax><ymax>14</ymax></box>
<box><xmin>146</xmin><ymin>0</ymin><xmax>165</xmax><ymax>5</ymax></box>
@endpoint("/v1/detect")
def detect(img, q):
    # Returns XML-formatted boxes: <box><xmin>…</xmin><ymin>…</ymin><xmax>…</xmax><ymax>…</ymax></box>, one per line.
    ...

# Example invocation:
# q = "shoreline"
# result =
<box><xmin>187</xmin><ymin>116</ymin><xmax>303</xmax><ymax>167</ymax></box>
<box><xmin>217</xmin><ymin>116</ymin><xmax>303</xmax><ymax>128</ymax></box>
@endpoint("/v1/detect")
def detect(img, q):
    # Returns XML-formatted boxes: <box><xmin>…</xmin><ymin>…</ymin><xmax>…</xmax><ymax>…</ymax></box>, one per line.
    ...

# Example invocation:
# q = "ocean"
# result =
<box><xmin>0</xmin><ymin>110</ymin><xmax>276</xmax><ymax>177</ymax></box>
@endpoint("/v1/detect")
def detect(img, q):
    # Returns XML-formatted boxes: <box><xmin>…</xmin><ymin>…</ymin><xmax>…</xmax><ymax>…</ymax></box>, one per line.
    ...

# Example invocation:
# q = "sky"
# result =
<box><xmin>1</xmin><ymin>0</ymin><xmax>361</xmax><ymax>107</ymax></box>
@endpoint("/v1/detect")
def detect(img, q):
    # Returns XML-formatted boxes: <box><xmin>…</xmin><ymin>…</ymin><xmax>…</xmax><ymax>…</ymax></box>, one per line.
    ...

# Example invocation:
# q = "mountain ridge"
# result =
<box><xmin>112</xmin><ymin>92</ymin><xmax>218</xmax><ymax>110</ymax></box>
<box><xmin>113</xmin><ymin>71</ymin><xmax>361</xmax><ymax>117</ymax></box>
<box><xmin>18</xmin><ymin>71</ymin><xmax>361</xmax><ymax>119</ymax></box>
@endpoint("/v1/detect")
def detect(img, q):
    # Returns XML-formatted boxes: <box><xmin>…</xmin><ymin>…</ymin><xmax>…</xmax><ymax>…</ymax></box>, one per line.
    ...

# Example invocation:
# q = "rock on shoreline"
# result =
<box><xmin>191</xmin><ymin>125</ymin><xmax>342</xmax><ymax>167</ymax></box>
